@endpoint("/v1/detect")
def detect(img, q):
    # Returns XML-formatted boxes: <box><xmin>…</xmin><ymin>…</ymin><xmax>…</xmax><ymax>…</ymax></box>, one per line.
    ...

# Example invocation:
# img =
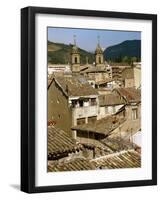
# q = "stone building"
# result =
<box><xmin>48</xmin><ymin>76</ymin><xmax>99</xmax><ymax>138</ymax></box>
<box><xmin>71</xmin><ymin>87</ymin><xmax>141</xmax><ymax>144</ymax></box>
<box><xmin>122</xmin><ymin>65</ymin><xmax>141</xmax><ymax>88</ymax></box>
<box><xmin>80</xmin><ymin>67</ymin><xmax>109</xmax><ymax>83</ymax></box>
<box><xmin>98</xmin><ymin>93</ymin><xmax>125</xmax><ymax>119</ymax></box>
<box><xmin>111</xmin><ymin>87</ymin><xmax>141</xmax><ymax>140</ymax></box>
<box><xmin>72</xmin><ymin>113</ymin><xmax>126</xmax><ymax>145</ymax></box>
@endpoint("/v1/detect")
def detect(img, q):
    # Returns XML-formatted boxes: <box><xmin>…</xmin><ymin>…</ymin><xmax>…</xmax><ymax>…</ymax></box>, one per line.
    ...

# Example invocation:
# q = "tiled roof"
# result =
<box><xmin>91</xmin><ymin>150</ymin><xmax>141</xmax><ymax>169</ymax></box>
<box><xmin>48</xmin><ymin>126</ymin><xmax>83</xmax><ymax>159</ymax></box>
<box><xmin>114</xmin><ymin>87</ymin><xmax>141</xmax><ymax>103</ymax></box>
<box><xmin>72</xmin><ymin>115</ymin><xmax>125</xmax><ymax>136</ymax></box>
<box><xmin>53</xmin><ymin>76</ymin><xmax>98</xmax><ymax>97</ymax></box>
<box><xmin>48</xmin><ymin>158</ymin><xmax>95</xmax><ymax>172</ymax></box>
<box><xmin>99</xmin><ymin>93</ymin><xmax>125</xmax><ymax>106</ymax></box>
<box><xmin>48</xmin><ymin>78</ymin><xmax>53</xmax><ymax>89</ymax></box>
<box><xmin>101</xmin><ymin>137</ymin><xmax>135</xmax><ymax>152</ymax></box>
<box><xmin>80</xmin><ymin>66</ymin><xmax>107</xmax><ymax>73</ymax></box>
<box><xmin>95</xmin><ymin>79</ymin><xmax>113</xmax><ymax>86</ymax></box>
<box><xmin>79</xmin><ymin>65</ymin><xmax>88</xmax><ymax>71</ymax></box>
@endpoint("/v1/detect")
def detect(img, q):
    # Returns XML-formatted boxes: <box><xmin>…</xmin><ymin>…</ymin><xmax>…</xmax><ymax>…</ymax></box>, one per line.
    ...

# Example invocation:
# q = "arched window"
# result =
<box><xmin>75</xmin><ymin>57</ymin><xmax>78</xmax><ymax>63</ymax></box>
<box><xmin>99</xmin><ymin>56</ymin><xmax>102</xmax><ymax>64</ymax></box>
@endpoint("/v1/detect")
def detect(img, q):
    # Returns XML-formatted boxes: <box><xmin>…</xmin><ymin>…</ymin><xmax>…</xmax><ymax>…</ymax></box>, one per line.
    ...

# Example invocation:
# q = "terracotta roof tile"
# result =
<box><xmin>53</xmin><ymin>76</ymin><xmax>98</xmax><ymax>97</ymax></box>
<box><xmin>114</xmin><ymin>87</ymin><xmax>141</xmax><ymax>103</ymax></box>
<box><xmin>72</xmin><ymin>115</ymin><xmax>125</xmax><ymax>136</ymax></box>
<box><xmin>91</xmin><ymin>150</ymin><xmax>141</xmax><ymax>169</ymax></box>
<box><xmin>80</xmin><ymin>66</ymin><xmax>107</xmax><ymax>73</ymax></box>
<box><xmin>48</xmin><ymin>158</ymin><xmax>95</xmax><ymax>172</ymax></box>
<box><xmin>48</xmin><ymin>126</ymin><xmax>82</xmax><ymax>158</ymax></box>
<box><xmin>99</xmin><ymin>93</ymin><xmax>125</xmax><ymax>106</ymax></box>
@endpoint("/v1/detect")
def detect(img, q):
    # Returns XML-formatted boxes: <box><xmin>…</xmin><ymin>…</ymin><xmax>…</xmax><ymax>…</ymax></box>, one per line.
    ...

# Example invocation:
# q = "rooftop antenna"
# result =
<box><xmin>73</xmin><ymin>34</ymin><xmax>76</xmax><ymax>46</ymax></box>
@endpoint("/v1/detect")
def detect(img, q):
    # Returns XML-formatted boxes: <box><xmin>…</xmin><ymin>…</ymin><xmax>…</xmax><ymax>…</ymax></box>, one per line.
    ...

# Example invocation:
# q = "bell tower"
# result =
<box><xmin>95</xmin><ymin>35</ymin><xmax>104</xmax><ymax>68</ymax></box>
<box><xmin>71</xmin><ymin>35</ymin><xmax>80</xmax><ymax>73</ymax></box>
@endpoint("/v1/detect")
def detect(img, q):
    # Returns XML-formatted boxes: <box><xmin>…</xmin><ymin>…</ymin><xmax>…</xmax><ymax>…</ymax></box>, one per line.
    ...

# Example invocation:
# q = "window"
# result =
<box><xmin>132</xmin><ymin>108</ymin><xmax>138</xmax><ymax>120</ymax></box>
<box><xmin>88</xmin><ymin>116</ymin><xmax>97</xmax><ymax>123</ymax></box>
<box><xmin>105</xmin><ymin>106</ymin><xmax>108</xmax><ymax>114</ymax></box>
<box><xmin>83</xmin><ymin>99</ymin><xmax>89</xmax><ymax>107</ymax></box>
<box><xmin>113</xmin><ymin>106</ymin><xmax>116</xmax><ymax>113</ymax></box>
<box><xmin>77</xmin><ymin>118</ymin><xmax>85</xmax><ymax>125</ymax></box>
<box><xmin>99</xmin><ymin>56</ymin><xmax>101</xmax><ymax>64</ymax></box>
<box><xmin>79</xmin><ymin>100</ymin><xmax>83</xmax><ymax>107</ymax></box>
<box><xmin>91</xmin><ymin>98</ymin><xmax>97</xmax><ymax>106</ymax></box>
<box><xmin>75</xmin><ymin>57</ymin><xmax>77</xmax><ymax>63</ymax></box>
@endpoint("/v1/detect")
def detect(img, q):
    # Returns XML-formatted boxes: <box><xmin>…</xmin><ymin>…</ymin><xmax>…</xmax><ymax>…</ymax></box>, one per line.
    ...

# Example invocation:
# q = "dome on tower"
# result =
<box><xmin>71</xmin><ymin>45</ymin><xmax>79</xmax><ymax>54</ymax></box>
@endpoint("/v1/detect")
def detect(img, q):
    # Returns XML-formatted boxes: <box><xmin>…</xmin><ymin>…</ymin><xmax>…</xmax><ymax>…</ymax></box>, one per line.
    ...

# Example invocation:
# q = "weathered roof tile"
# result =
<box><xmin>53</xmin><ymin>76</ymin><xmax>98</xmax><ymax>97</ymax></box>
<box><xmin>91</xmin><ymin>150</ymin><xmax>141</xmax><ymax>169</ymax></box>
<box><xmin>99</xmin><ymin>93</ymin><xmax>125</xmax><ymax>106</ymax></box>
<box><xmin>48</xmin><ymin>126</ymin><xmax>82</xmax><ymax>158</ymax></box>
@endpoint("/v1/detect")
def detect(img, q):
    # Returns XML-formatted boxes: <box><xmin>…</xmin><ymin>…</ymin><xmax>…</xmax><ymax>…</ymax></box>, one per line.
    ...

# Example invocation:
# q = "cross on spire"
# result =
<box><xmin>97</xmin><ymin>35</ymin><xmax>100</xmax><ymax>46</ymax></box>
<box><xmin>73</xmin><ymin>35</ymin><xmax>76</xmax><ymax>46</ymax></box>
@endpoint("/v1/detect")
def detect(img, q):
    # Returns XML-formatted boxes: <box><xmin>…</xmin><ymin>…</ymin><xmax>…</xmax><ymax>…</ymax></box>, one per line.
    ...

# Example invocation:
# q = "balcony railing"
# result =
<box><xmin>72</xmin><ymin>105</ymin><xmax>98</xmax><ymax>118</ymax></box>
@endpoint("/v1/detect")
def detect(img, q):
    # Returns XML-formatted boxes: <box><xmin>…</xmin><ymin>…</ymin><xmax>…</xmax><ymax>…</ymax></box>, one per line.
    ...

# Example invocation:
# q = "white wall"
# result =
<box><xmin>0</xmin><ymin>0</ymin><xmax>160</xmax><ymax>199</ymax></box>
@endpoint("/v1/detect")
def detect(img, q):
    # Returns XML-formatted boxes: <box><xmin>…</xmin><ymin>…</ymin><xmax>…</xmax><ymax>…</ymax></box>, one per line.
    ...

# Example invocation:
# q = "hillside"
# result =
<box><xmin>104</xmin><ymin>40</ymin><xmax>141</xmax><ymax>62</ymax></box>
<box><xmin>48</xmin><ymin>41</ymin><xmax>94</xmax><ymax>64</ymax></box>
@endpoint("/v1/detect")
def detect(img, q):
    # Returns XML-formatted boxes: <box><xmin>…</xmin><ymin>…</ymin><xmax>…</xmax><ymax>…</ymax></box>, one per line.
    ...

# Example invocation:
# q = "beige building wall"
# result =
<box><xmin>88</xmin><ymin>72</ymin><xmax>109</xmax><ymax>82</ymax></box>
<box><xmin>48</xmin><ymin>81</ymin><xmax>72</xmax><ymax>136</ymax></box>
<box><xmin>110</xmin><ymin>103</ymin><xmax>141</xmax><ymax>140</ymax></box>
<box><xmin>134</xmin><ymin>67</ymin><xmax>141</xmax><ymax>89</ymax></box>
<box><xmin>98</xmin><ymin>105</ymin><xmax>124</xmax><ymax>119</ymax></box>
<box><xmin>124</xmin><ymin>78</ymin><xmax>134</xmax><ymax>88</ymax></box>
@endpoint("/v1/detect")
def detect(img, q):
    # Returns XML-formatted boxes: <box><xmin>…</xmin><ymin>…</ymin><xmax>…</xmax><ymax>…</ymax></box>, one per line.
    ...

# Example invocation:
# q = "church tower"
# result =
<box><xmin>71</xmin><ymin>35</ymin><xmax>80</xmax><ymax>73</ymax></box>
<box><xmin>95</xmin><ymin>36</ymin><xmax>104</xmax><ymax>68</ymax></box>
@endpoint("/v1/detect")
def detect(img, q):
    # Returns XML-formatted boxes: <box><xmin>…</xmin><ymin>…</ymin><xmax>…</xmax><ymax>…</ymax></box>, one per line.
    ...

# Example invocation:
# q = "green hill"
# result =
<box><xmin>48</xmin><ymin>41</ymin><xmax>94</xmax><ymax>64</ymax></box>
<box><xmin>104</xmin><ymin>40</ymin><xmax>141</xmax><ymax>63</ymax></box>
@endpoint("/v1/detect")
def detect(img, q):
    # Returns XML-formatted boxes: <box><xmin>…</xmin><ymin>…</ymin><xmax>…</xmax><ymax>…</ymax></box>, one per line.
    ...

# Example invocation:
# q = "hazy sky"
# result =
<box><xmin>48</xmin><ymin>27</ymin><xmax>141</xmax><ymax>52</ymax></box>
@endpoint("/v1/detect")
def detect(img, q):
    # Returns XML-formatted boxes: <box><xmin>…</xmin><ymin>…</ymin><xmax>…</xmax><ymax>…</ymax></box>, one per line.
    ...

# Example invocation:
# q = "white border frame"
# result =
<box><xmin>35</xmin><ymin>14</ymin><xmax>152</xmax><ymax>187</ymax></box>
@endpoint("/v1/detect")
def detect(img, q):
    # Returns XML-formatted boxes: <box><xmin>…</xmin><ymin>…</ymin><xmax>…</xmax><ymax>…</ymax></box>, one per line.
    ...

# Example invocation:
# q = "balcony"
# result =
<box><xmin>72</xmin><ymin>105</ymin><xmax>98</xmax><ymax>118</ymax></box>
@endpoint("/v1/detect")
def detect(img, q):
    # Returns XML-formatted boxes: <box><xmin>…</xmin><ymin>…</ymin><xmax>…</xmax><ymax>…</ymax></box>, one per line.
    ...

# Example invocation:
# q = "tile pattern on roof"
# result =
<box><xmin>48</xmin><ymin>126</ymin><xmax>82</xmax><ymax>157</ymax></box>
<box><xmin>48</xmin><ymin>158</ymin><xmax>95</xmax><ymax>172</ymax></box>
<box><xmin>72</xmin><ymin>115</ymin><xmax>125</xmax><ymax>136</ymax></box>
<box><xmin>101</xmin><ymin>137</ymin><xmax>135</xmax><ymax>152</ymax></box>
<box><xmin>80</xmin><ymin>66</ymin><xmax>107</xmax><ymax>73</ymax></box>
<box><xmin>99</xmin><ymin>93</ymin><xmax>125</xmax><ymax>106</ymax></box>
<box><xmin>91</xmin><ymin>150</ymin><xmax>141</xmax><ymax>169</ymax></box>
<box><xmin>114</xmin><ymin>87</ymin><xmax>141</xmax><ymax>103</ymax></box>
<box><xmin>54</xmin><ymin>76</ymin><xmax>98</xmax><ymax>97</ymax></box>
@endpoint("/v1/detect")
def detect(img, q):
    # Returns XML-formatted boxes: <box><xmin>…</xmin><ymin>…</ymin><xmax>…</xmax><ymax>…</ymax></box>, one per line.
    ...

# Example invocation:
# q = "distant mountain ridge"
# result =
<box><xmin>48</xmin><ymin>40</ymin><xmax>141</xmax><ymax>64</ymax></box>
<box><xmin>104</xmin><ymin>40</ymin><xmax>141</xmax><ymax>62</ymax></box>
<box><xmin>48</xmin><ymin>41</ymin><xmax>94</xmax><ymax>64</ymax></box>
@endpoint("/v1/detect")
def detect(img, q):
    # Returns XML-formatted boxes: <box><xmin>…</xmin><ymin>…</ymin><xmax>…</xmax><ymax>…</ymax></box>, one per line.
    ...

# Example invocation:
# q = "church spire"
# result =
<box><xmin>97</xmin><ymin>35</ymin><xmax>100</xmax><ymax>46</ymax></box>
<box><xmin>73</xmin><ymin>34</ymin><xmax>76</xmax><ymax>46</ymax></box>
<box><xmin>95</xmin><ymin>35</ymin><xmax>104</xmax><ymax>67</ymax></box>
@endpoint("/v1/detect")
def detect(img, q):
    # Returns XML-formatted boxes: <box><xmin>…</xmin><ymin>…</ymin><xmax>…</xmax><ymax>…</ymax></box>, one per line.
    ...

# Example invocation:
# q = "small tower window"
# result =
<box><xmin>99</xmin><ymin>56</ymin><xmax>101</xmax><ymax>64</ymax></box>
<box><xmin>75</xmin><ymin>57</ymin><xmax>78</xmax><ymax>63</ymax></box>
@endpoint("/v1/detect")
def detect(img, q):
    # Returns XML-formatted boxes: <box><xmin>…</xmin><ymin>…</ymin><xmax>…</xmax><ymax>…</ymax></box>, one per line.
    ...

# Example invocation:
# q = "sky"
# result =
<box><xmin>48</xmin><ymin>27</ymin><xmax>141</xmax><ymax>52</ymax></box>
